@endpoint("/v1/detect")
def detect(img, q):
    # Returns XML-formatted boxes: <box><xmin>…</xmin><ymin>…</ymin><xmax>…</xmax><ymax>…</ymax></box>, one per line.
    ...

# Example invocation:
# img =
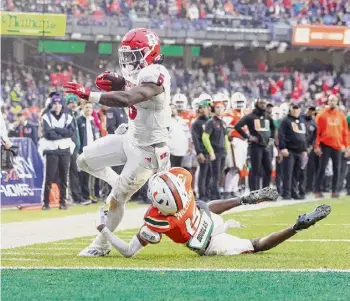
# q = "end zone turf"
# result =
<box><xmin>2</xmin><ymin>268</ymin><xmax>350</xmax><ymax>301</ymax></box>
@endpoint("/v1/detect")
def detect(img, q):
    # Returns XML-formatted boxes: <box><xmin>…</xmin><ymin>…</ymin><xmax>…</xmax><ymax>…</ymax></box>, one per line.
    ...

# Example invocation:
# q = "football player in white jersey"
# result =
<box><xmin>63</xmin><ymin>28</ymin><xmax>172</xmax><ymax>257</ymax></box>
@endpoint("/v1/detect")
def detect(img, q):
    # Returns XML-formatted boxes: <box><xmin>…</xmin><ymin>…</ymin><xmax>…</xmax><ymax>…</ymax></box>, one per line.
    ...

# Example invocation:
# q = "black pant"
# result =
<box><xmin>79</xmin><ymin>171</ymin><xmax>90</xmax><ymax>199</ymax></box>
<box><xmin>69</xmin><ymin>152</ymin><xmax>85</xmax><ymax>203</ymax></box>
<box><xmin>338</xmin><ymin>154</ymin><xmax>348</xmax><ymax>192</ymax></box>
<box><xmin>170</xmin><ymin>155</ymin><xmax>183</xmax><ymax>167</ymax></box>
<box><xmin>281</xmin><ymin>151</ymin><xmax>302</xmax><ymax>198</ymax></box>
<box><xmin>198</xmin><ymin>156</ymin><xmax>211</xmax><ymax>200</ymax></box>
<box><xmin>315</xmin><ymin>144</ymin><xmax>342</xmax><ymax>194</ymax></box>
<box><xmin>306</xmin><ymin>150</ymin><xmax>319</xmax><ymax>193</ymax></box>
<box><xmin>42</xmin><ymin>152</ymin><xmax>70</xmax><ymax>206</ymax></box>
<box><xmin>275</xmin><ymin>160</ymin><xmax>283</xmax><ymax>195</ymax></box>
<box><xmin>299</xmin><ymin>168</ymin><xmax>306</xmax><ymax>197</ymax></box>
<box><xmin>249</xmin><ymin>145</ymin><xmax>272</xmax><ymax>191</ymax></box>
<box><xmin>210</xmin><ymin>152</ymin><xmax>226</xmax><ymax>199</ymax></box>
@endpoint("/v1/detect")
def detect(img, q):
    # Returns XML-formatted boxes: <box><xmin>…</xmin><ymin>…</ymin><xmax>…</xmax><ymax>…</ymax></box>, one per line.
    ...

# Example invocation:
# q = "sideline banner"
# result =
<box><xmin>292</xmin><ymin>25</ymin><xmax>350</xmax><ymax>48</ymax></box>
<box><xmin>1</xmin><ymin>138</ymin><xmax>43</xmax><ymax>206</ymax></box>
<box><xmin>1</xmin><ymin>12</ymin><xmax>66</xmax><ymax>36</ymax></box>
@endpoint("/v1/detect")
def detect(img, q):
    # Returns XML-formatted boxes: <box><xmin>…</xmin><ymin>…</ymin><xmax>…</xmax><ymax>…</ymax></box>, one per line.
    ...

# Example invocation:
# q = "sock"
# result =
<box><xmin>89</xmin><ymin>167</ymin><xmax>119</xmax><ymax>188</ymax></box>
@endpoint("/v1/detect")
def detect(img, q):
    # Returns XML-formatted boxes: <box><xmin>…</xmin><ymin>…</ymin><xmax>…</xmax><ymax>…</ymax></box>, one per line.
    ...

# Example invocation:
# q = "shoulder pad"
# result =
<box><xmin>139</xmin><ymin>225</ymin><xmax>162</xmax><ymax>244</ymax></box>
<box><xmin>137</xmin><ymin>64</ymin><xmax>169</xmax><ymax>86</ymax></box>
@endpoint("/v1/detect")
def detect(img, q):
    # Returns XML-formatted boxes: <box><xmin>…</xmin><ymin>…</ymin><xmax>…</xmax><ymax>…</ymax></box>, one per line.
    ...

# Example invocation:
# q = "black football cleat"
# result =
<box><xmin>241</xmin><ymin>187</ymin><xmax>279</xmax><ymax>204</ymax></box>
<box><xmin>293</xmin><ymin>204</ymin><xmax>331</xmax><ymax>231</ymax></box>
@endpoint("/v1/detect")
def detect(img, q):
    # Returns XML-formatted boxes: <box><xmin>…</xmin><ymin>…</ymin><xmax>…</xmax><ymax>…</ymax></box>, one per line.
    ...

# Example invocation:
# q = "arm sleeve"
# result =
<box><xmin>101</xmin><ymin>228</ymin><xmax>144</xmax><ymax>258</ymax></box>
<box><xmin>278</xmin><ymin>119</ymin><xmax>287</xmax><ymax>150</ymax></box>
<box><xmin>42</xmin><ymin>119</ymin><xmax>63</xmax><ymax>140</ymax></box>
<box><xmin>225</xmin><ymin>135</ymin><xmax>230</xmax><ymax>153</ymax></box>
<box><xmin>234</xmin><ymin>116</ymin><xmax>249</xmax><ymax>139</ymax></box>
<box><xmin>202</xmin><ymin>132</ymin><xmax>214</xmax><ymax>154</ymax></box>
<box><xmin>54</xmin><ymin>117</ymin><xmax>75</xmax><ymax>138</ymax></box>
<box><xmin>191</xmin><ymin>122</ymin><xmax>203</xmax><ymax>154</ymax></box>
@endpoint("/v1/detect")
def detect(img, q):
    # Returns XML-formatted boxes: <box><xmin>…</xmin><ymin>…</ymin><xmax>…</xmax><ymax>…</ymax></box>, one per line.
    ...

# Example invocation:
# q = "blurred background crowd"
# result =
<box><xmin>2</xmin><ymin>0</ymin><xmax>350</xmax><ymax>26</ymax></box>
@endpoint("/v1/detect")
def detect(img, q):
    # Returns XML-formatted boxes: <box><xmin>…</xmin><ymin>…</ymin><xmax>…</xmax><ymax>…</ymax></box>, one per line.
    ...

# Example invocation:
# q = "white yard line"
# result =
<box><xmin>1</xmin><ymin>266</ymin><xmax>349</xmax><ymax>273</ymax></box>
<box><xmin>0</xmin><ymin>197</ymin><xmax>344</xmax><ymax>249</ymax></box>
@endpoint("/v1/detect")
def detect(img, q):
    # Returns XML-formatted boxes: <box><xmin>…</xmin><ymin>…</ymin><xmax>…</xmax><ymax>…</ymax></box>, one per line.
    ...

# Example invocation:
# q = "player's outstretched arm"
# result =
<box><xmin>98</xmin><ymin>225</ymin><xmax>146</xmax><ymax>258</ymax></box>
<box><xmin>97</xmin><ymin>83</ymin><xmax>164</xmax><ymax>107</ymax></box>
<box><xmin>63</xmin><ymin>82</ymin><xmax>163</xmax><ymax>108</ymax></box>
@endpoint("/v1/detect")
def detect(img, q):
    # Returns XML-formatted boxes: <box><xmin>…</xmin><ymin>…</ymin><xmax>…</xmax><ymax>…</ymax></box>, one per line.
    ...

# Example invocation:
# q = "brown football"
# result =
<box><xmin>105</xmin><ymin>73</ymin><xmax>126</xmax><ymax>91</ymax></box>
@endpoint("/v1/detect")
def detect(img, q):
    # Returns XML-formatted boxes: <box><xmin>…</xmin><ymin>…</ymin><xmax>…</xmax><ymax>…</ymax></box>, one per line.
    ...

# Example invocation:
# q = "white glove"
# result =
<box><xmin>115</xmin><ymin>123</ymin><xmax>128</xmax><ymax>135</ymax></box>
<box><xmin>96</xmin><ymin>206</ymin><xmax>107</xmax><ymax>229</ymax></box>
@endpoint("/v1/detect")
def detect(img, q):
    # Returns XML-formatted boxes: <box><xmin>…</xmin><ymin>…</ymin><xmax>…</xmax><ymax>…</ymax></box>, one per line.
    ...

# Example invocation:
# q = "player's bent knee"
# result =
<box><xmin>77</xmin><ymin>154</ymin><xmax>89</xmax><ymax>172</ymax></box>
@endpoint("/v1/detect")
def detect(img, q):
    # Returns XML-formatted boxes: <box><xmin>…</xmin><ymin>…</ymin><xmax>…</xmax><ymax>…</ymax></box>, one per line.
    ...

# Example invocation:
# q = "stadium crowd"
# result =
<box><xmin>1</xmin><ymin>64</ymin><xmax>349</xmax><ymax>208</ymax></box>
<box><xmin>3</xmin><ymin>0</ymin><xmax>350</xmax><ymax>26</ymax></box>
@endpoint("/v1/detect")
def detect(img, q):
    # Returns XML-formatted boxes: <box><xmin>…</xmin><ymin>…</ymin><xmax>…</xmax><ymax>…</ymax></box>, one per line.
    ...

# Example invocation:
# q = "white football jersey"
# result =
<box><xmin>125</xmin><ymin>64</ymin><xmax>171</xmax><ymax>147</ymax></box>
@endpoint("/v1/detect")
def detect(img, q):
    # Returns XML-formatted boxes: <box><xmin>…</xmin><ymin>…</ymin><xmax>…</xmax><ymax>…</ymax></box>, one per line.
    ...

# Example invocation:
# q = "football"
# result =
<box><xmin>105</xmin><ymin>73</ymin><xmax>126</xmax><ymax>91</ymax></box>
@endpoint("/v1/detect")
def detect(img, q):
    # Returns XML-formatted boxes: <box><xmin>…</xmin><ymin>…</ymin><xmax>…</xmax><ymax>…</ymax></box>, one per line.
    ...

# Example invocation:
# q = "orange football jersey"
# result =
<box><xmin>143</xmin><ymin>167</ymin><xmax>200</xmax><ymax>244</ymax></box>
<box><xmin>224</xmin><ymin>109</ymin><xmax>247</xmax><ymax>138</ymax></box>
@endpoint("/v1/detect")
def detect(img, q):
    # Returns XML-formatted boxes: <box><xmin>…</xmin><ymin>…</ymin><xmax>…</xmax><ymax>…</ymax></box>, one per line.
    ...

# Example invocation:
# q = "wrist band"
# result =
<box><xmin>89</xmin><ymin>92</ymin><xmax>102</xmax><ymax>104</ymax></box>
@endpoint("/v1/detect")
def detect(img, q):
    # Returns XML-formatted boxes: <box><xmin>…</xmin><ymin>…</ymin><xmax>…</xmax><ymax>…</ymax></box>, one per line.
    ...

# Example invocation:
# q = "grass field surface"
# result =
<box><xmin>1</xmin><ymin>197</ymin><xmax>350</xmax><ymax>300</ymax></box>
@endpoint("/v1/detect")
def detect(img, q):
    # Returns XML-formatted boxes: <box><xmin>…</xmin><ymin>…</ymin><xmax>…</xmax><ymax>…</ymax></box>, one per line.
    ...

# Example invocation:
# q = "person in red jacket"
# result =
<box><xmin>314</xmin><ymin>95</ymin><xmax>349</xmax><ymax>198</ymax></box>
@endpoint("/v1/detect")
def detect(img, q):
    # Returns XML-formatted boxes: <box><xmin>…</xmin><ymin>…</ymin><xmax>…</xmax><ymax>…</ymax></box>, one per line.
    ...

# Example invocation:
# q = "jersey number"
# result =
<box><xmin>128</xmin><ymin>105</ymin><xmax>137</xmax><ymax>120</ymax></box>
<box><xmin>185</xmin><ymin>206</ymin><xmax>201</xmax><ymax>236</ymax></box>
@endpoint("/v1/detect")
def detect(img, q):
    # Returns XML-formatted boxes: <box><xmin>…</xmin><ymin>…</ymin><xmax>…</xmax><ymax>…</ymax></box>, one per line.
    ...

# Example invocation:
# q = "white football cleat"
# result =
<box><xmin>78</xmin><ymin>241</ymin><xmax>112</xmax><ymax>257</ymax></box>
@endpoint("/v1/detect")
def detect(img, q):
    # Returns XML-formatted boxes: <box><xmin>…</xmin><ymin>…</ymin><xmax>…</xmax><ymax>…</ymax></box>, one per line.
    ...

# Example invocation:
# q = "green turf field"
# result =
<box><xmin>1</xmin><ymin>197</ymin><xmax>350</xmax><ymax>300</ymax></box>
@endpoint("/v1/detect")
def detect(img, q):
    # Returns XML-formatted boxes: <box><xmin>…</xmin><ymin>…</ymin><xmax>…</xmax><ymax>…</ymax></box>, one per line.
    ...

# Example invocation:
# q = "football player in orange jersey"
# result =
<box><xmin>224</xmin><ymin>92</ymin><xmax>249</xmax><ymax>198</ymax></box>
<box><xmin>95</xmin><ymin>167</ymin><xmax>330</xmax><ymax>257</ymax></box>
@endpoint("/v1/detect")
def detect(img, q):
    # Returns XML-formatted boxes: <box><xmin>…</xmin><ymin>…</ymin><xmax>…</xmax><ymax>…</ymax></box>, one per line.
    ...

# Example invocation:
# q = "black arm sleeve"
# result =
<box><xmin>234</xmin><ymin>116</ymin><xmax>249</xmax><ymax>139</ymax></box>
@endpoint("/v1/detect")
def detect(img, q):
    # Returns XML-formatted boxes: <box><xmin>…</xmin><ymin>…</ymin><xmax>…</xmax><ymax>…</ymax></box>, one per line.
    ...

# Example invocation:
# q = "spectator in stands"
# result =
<box><xmin>168</xmin><ymin>104</ymin><xmax>192</xmax><ymax>167</ymax></box>
<box><xmin>8</xmin><ymin>112</ymin><xmax>38</xmax><ymax>145</ymax></box>
<box><xmin>314</xmin><ymin>95</ymin><xmax>349</xmax><ymax>198</ymax></box>
<box><xmin>40</xmin><ymin>94</ymin><xmax>74</xmax><ymax>210</ymax></box>
<box><xmin>77</xmin><ymin>101</ymin><xmax>101</xmax><ymax>201</ymax></box>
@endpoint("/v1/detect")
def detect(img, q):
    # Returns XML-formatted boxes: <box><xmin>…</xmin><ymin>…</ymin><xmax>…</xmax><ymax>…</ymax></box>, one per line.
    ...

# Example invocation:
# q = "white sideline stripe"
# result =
<box><xmin>1</xmin><ymin>253</ymin><xmax>73</xmax><ymax>256</ymax></box>
<box><xmin>288</xmin><ymin>239</ymin><xmax>350</xmax><ymax>242</ymax></box>
<box><xmin>1</xmin><ymin>267</ymin><xmax>349</xmax><ymax>273</ymax></box>
<box><xmin>13</xmin><ymin>248</ymin><xmax>82</xmax><ymax>251</ymax></box>
<box><xmin>1</xmin><ymin>258</ymin><xmax>41</xmax><ymax>262</ymax></box>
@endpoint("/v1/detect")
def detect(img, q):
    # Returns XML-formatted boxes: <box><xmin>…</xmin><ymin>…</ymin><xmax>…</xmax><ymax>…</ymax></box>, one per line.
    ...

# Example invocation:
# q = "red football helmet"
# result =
<box><xmin>119</xmin><ymin>28</ymin><xmax>161</xmax><ymax>81</ymax></box>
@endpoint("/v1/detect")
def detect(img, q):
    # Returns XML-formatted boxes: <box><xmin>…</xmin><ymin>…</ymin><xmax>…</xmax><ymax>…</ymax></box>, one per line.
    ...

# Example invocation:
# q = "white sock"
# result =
<box><xmin>225</xmin><ymin>169</ymin><xmax>234</xmax><ymax>193</ymax></box>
